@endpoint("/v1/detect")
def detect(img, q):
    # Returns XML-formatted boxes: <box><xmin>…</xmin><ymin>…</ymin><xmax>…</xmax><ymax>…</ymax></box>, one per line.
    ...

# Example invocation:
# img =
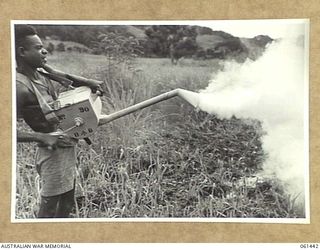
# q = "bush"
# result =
<box><xmin>56</xmin><ymin>42</ymin><xmax>65</xmax><ymax>52</ymax></box>
<box><xmin>46</xmin><ymin>42</ymin><xmax>54</xmax><ymax>54</ymax></box>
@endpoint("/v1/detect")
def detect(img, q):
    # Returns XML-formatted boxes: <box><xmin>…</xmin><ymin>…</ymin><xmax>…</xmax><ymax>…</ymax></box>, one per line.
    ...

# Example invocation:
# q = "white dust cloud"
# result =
<box><xmin>198</xmin><ymin>37</ymin><xmax>307</xmax><ymax>201</ymax></box>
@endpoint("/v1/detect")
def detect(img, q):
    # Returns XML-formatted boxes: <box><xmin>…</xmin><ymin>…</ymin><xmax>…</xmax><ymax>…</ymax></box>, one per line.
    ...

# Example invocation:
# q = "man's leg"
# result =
<box><xmin>55</xmin><ymin>188</ymin><xmax>75</xmax><ymax>218</ymax></box>
<box><xmin>38</xmin><ymin>195</ymin><xmax>59</xmax><ymax>218</ymax></box>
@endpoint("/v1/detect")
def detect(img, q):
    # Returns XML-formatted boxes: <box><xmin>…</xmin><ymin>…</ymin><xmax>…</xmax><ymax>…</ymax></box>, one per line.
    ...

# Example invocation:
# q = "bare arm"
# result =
<box><xmin>17</xmin><ymin>130</ymin><xmax>60</xmax><ymax>147</ymax></box>
<box><xmin>16</xmin><ymin>83</ymin><xmax>60</xmax><ymax>147</ymax></box>
<box><xmin>42</xmin><ymin>64</ymin><xmax>103</xmax><ymax>91</ymax></box>
<box><xmin>17</xmin><ymin>130</ymin><xmax>44</xmax><ymax>143</ymax></box>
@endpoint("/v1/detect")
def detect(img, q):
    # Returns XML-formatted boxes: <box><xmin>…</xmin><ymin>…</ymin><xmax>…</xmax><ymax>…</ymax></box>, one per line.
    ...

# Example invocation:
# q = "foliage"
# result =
<box><xmin>33</xmin><ymin>24</ymin><xmax>273</xmax><ymax>62</ymax></box>
<box><xmin>56</xmin><ymin>42</ymin><xmax>65</xmax><ymax>52</ymax></box>
<box><xmin>92</xmin><ymin>32</ymin><xmax>143</xmax><ymax>59</ymax></box>
<box><xmin>46</xmin><ymin>42</ymin><xmax>54</xmax><ymax>54</ymax></box>
<box><xmin>143</xmin><ymin>25</ymin><xmax>198</xmax><ymax>57</ymax></box>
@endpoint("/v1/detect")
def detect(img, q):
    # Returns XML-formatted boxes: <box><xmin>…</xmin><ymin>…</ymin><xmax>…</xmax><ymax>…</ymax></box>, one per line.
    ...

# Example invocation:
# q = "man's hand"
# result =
<box><xmin>44</xmin><ymin>132</ymin><xmax>77</xmax><ymax>149</ymax></box>
<box><xmin>37</xmin><ymin>133</ymin><xmax>60</xmax><ymax>150</ymax></box>
<box><xmin>84</xmin><ymin>80</ymin><xmax>104</xmax><ymax>96</ymax></box>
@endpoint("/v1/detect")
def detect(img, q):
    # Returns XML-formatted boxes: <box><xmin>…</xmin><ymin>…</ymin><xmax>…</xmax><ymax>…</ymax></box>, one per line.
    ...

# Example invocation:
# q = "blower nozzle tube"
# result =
<box><xmin>98</xmin><ymin>88</ymin><xmax>200</xmax><ymax>126</ymax></box>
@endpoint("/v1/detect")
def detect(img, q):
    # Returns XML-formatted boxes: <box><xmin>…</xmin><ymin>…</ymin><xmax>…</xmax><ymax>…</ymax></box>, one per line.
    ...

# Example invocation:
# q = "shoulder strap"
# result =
<box><xmin>37</xmin><ymin>69</ymin><xmax>74</xmax><ymax>88</ymax></box>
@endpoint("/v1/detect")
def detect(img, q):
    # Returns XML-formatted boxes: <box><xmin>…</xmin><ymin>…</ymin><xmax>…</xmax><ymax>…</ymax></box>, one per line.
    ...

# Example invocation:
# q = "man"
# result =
<box><xmin>15</xmin><ymin>24</ymin><xmax>101</xmax><ymax>218</ymax></box>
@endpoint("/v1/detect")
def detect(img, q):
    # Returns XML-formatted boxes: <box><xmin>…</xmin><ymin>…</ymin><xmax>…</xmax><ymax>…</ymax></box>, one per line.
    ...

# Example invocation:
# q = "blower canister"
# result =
<box><xmin>52</xmin><ymin>86</ymin><xmax>102</xmax><ymax>139</ymax></box>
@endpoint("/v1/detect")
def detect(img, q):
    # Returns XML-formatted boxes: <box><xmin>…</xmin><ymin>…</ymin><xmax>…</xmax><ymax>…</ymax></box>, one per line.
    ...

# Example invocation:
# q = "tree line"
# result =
<box><xmin>33</xmin><ymin>24</ymin><xmax>272</xmax><ymax>61</ymax></box>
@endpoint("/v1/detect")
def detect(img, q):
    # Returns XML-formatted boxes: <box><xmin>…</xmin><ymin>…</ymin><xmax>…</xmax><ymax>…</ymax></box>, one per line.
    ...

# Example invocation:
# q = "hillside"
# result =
<box><xmin>34</xmin><ymin>24</ymin><xmax>273</xmax><ymax>61</ymax></box>
<box><xmin>126</xmin><ymin>25</ymin><xmax>148</xmax><ymax>39</ymax></box>
<box><xmin>42</xmin><ymin>39</ymin><xmax>92</xmax><ymax>53</ymax></box>
<box><xmin>196</xmin><ymin>34</ymin><xmax>225</xmax><ymax>49</ymax></box>
<box><xmin>196</xmin><ymin>33</ymin><xmax>273</xmax><ymax>61</ymax></box>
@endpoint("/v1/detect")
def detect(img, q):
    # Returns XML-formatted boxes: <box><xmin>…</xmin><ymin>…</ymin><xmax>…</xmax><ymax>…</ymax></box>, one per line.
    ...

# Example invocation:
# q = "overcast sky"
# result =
<box><xmin>15</xmin><ymin>19</ymin><xmax>309</xmax><ymax>40</ymax></box>
<box><xmin>202</xmin><ymin>19</ymin><xmax>309</xmax><ymax>39</ymax></box>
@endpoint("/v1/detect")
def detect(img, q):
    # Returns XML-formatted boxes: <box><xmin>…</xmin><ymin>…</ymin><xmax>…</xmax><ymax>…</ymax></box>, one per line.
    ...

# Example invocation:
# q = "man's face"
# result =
<box><xmin>18</xmin><ymin>35</ymin><xmax>47</xmax><ymax>69</ymax></box>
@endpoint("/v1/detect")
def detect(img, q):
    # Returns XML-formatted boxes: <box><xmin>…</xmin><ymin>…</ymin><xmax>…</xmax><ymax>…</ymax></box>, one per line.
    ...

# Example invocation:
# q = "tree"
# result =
<box><xmin>144</xmin><ymin>25</ymin><xmax>198</xmax><ymax>58</ymax></box>
<box><xmin>46</xmin><ymin>42</ymin><xmax>54</xmax><ymax>54</ymax></box>
<box><xmin>56</xmin><ymin>42</ymin><xmax>65</xmax><ymax>52</ymax></box>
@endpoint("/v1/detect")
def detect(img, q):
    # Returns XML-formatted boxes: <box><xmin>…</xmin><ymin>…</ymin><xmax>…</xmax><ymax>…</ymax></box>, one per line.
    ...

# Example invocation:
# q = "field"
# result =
<box><xmin>15</xmin><ymin>52</ymin><xmax>305</xmax><ymax>219</ymax></box>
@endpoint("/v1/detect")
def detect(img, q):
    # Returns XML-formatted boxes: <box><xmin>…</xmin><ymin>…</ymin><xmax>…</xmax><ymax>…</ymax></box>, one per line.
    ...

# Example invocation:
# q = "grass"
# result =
<box><xmin>15</xmin><ymin>52</ymin><xmax>305</xmax><ymax>219</ymax></box>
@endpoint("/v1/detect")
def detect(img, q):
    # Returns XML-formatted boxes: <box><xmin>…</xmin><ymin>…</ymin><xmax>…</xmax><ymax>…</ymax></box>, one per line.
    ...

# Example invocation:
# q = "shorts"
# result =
<box><xmin>36</xmin><ymin>145</ymin><xmax>76</xmax><ymax>197</ymax></box>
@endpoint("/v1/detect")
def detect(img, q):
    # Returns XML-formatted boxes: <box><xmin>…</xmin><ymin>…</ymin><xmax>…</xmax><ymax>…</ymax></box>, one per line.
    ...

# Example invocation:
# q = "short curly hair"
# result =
<box><xmin>14</xmin><ymin>25</ymin><xmax>37</xmax><ymax>59</ymax></box>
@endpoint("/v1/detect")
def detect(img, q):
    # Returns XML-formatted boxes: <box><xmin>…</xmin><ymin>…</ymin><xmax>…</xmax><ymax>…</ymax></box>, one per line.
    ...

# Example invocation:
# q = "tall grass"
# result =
<box><xmin>15</xmin><ymin>52</ymin><xmax>305</xmax><ymax>219</ymax></box>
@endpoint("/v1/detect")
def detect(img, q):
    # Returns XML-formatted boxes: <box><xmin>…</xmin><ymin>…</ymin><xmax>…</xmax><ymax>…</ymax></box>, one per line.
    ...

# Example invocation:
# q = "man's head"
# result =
<box><xmin>15</xmin><ymin>25</ymin><xmax>48</xmax><ymax>69</ymax></box>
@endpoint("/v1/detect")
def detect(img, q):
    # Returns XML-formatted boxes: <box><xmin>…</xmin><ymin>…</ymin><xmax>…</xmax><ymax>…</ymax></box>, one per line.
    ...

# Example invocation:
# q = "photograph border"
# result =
<box><xmin>11</xmin><ymin>19</ymin><xmax>310</xmax><ymax>225</ymax></box>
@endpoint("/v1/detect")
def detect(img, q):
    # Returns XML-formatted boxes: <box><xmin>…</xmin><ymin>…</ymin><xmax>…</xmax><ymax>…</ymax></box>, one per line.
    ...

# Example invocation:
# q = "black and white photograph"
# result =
<box><xmin>12</xmin><ymin>20</ymin><xmax>309</xmax><ymax>222</ymax></box>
